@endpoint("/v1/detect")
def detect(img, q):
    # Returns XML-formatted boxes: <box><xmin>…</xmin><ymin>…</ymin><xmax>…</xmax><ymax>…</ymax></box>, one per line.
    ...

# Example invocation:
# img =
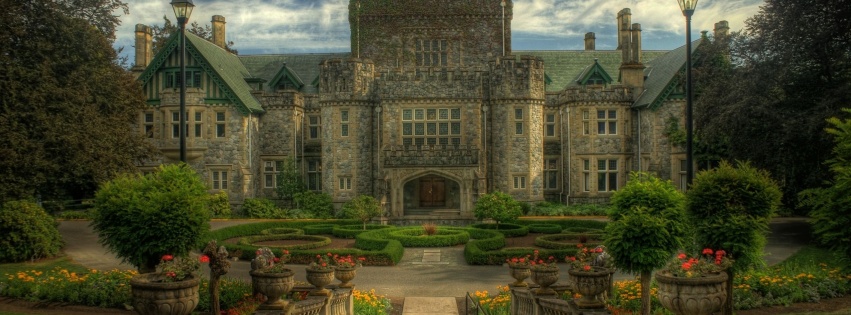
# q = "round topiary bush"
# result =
<box><xmin>333</xmin><ymin>224</ymin><xmax>393</xmax><ymax>239</ymax></box>
<box><xmin>91</xmin><ymin>164</ymin><xmax>211</xmax><ymax>272</ymax></box>
<box><xmin>387</xmin><ymin>227</ymin><xmax>470</xmax><ymax>247</ymax></box>
<box><xmin>0</xmin><ymin>200</ymin><xmax>63</xmax><ymax>262</ymax></box>
<box><xmin>469</xmin><ymin>223</ymin><xmax>528</xmax><ymax>237</ymax></box>
<box><xmin>527</xmin><ymin>224</ymin><xmax>562</xmax><ymax>234</ymax></box>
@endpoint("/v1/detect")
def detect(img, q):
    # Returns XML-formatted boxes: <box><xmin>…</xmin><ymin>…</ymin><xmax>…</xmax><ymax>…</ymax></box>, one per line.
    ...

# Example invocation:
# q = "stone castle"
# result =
<box><xmin>131</xmin><ymin>0</ymin><xmax>729</xmax><ymax>220</ymax></box>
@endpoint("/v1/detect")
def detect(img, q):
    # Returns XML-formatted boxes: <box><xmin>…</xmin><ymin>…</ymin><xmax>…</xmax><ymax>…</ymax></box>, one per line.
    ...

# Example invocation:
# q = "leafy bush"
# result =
<box><xmin>303</xmin><ymin>224</ymin><xmax>337</xmax><ymax>235</ymax></box>
<box><xmin>54</xmin><ymin>210</ymin><xmax>94</xmax><ymax>220</ymax></box>
<box><xmin>527</xmin><ymin>202</ymin><xmax>611</xmax><ymax>216</ymax></box>
<box><xmin>469</xmin><ymin>223</ymin><xmax>528</xmax><ymax>237</ymax></box>
<box><xmin>238</xmin><ymin>234</ymin><xmax>331</xmax><ymax>250</ymax></box>
<box><xmin>0</xmin><ymin>200</ymin><xmax>63</xmax><ymax>262</ymax></box>
<box><xmin>208</xmin><ymin>191</ymin><xmax>232</xmax><ymax>218</ymax></box>
<box><xmin>534</xmin><ymin>233</ymin><xmax>604</xmax><ymax>250</ymax></box>
<box><xmin>0</xmin><ymin>267</ymin><xmax>135</xmax><ymax>307</ymax></box>
<box><xmin>527</xmin><ymin>224</ymin><xmax>562</xmax><ymax>234</ymax></box>
<box><xmin>343</xmin><ymin>195</ymin><xmax>383</xmax><ymax>230</ymax></box>
<box><xmin>387</xmin><ymin>227</ymin><xmax>470</xmax><ymax>247</ymax></box>
<box><xmin>242</xmin><ymin>198</ymin><xmax>284</xmax><ymax>219</ymax></box>
<box><xmin>91</xmin><ymin>164</ymin><xmax>211</xmax><ymax>272</ymax></box>
<box><xmin>333</xmin><ymin>224</ymin><xmax>392</xmax><ymax>239</ymax></box>
<box><xmin>293</xmin><ymin>191</ymin><xmax>333</xmax><ymax>218</ymax></box>
<box><xmin>197</xmin><ymin>277</ymin><xmax>253</xmax><ymax>313</ymax></box>
<box><xmin>474</xmin><ymin>191</ymin><xmax>521</xmax><ymax>225</ymax></box>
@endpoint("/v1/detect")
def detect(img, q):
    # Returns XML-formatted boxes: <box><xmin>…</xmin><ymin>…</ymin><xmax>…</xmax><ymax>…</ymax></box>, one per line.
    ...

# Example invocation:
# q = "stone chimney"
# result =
<box><xmin>714</xmin><ymin>20</ymin><xmax>730</xmax><ymax>39</ymax></box>
<box><xmin>212</xmin><ymin>15</ymin><xmax>226</xmax><ymax>49</ymax></box>
<box><xmin>619</xmin><ymin>19</ymin><xmax>644</xmax><ymax>96</ymax></box>
<box><xmin>132</xmin><ymin>24</ymin><xmax>152</xmax><ymax>74</ymax></box>
<box><xmin>616</xmin><ymin>8</ymin><xmax>631</xmax><ymax>50</ymax></box>
<box><xmin>584</xmin><ymin>32</ymin><xmax>596</xmax><ymax>51</ymax></box>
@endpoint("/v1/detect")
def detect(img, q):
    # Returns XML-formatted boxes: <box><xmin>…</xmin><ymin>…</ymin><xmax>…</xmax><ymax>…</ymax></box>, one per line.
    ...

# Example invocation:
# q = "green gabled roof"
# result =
<box><xmin>239</xmin><ymin>53</ymin><xmax>349</xmax><ymax>94</ymax></box>
<box><xmin>268</xmin><ymin>64</ymin><xmax>305</xmax><ymax>90</ymax></box>
<box><xmin>517</xmin><ymin>50</ymin><xmax>668</xmax><ymax>92</ymax></box>
<box><xmin>575</xmin><ymin>59</ymin><xmax>614</xmax><ymax>85</ymax></box>
<box><xmin>633</xmin><ymin>40</ymin><xmax>701</xmax><ymax>109</ymax></box>
<box><xmin>136</xmin><ymin>32</ymin><xmax>264</xmax><ymax>115</ymax></box>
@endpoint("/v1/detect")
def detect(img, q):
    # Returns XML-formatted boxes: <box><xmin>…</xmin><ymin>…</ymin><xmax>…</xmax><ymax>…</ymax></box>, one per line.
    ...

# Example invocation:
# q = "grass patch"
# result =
<box><xmin>0</xmin><ymin>255</ymin><xmax>89</xmax><ymax>276</ymax></box>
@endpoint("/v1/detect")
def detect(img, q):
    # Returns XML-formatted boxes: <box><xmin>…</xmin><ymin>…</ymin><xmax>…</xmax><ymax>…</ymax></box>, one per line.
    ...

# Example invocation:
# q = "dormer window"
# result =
<box><xmin>164</xmin><ymin>69</ymin><xmax>202</xmax><ymax>88</ymax></box>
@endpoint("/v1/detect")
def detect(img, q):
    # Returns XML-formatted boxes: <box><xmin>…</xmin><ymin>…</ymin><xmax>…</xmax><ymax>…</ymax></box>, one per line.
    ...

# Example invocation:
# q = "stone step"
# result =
<box><xmin>402</xmin><ymin>297</ymin><xmax>459</xmax><ymax>315</ymax></box>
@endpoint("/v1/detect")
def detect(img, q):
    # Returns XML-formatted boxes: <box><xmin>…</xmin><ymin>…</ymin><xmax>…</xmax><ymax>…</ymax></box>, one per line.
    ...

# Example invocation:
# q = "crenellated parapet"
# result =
<box><xmin>376</xmin><ymin>66</ymin><xmax>486</xmax><ymax>99</ymax></box>
<box><xmin>558</xmin><ymin>85</ymin><xmax>634</xmax><ymax>104</ymax></box>
<box><xmin>259</xmin><ymin>90</ymin><xmax>305</xmax><ymax>109</ymax></box>
<box><xmin>487</xmin><ymin>55</ymin><xmax>546</xmax><ymax>100</ymax></box>
<box><xmin>319</xmin><ymin>58</ymin><xmax>375</xmax><ymax>102</ymax></box>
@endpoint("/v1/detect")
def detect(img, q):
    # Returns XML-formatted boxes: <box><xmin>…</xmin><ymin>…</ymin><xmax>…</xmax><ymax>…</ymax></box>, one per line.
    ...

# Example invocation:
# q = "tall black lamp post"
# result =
<box><xmin>171</xmin><ymin>0</ymin><xmax>194</xmax><ymax>163</ymax></box>
<box><xmin>678</xmin><ymin>0</ymin><xmax>697</xmax><ymax>187</ymax></box>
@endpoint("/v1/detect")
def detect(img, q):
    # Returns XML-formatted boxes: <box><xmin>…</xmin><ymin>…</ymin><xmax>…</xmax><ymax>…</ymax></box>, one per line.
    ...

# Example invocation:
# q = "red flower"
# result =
<box><xmin>681</xmin><ymin>262</ymin><xmax>692</xmax><ymax>271</ymax></box>
<box><xmin>576</xmin><ymin>243</ymin><xmax>584</xmax><ymax>248</ymax></box>
<box><xmin>166</xmin><ymin>271</ymin><xmax>176</xmax><ymax>278</ymax></box>
<box><xmin>327</xmin><ymin>252</ymin><xmax>333</xmax><ymax>257</ymax></box>
<box><xmin>273</xmin><ymin>257</ymin><xmax>281</xmax><ymax>263</ymax></box>
<box><xmin>162</xmin><ymin>254</ymin><xmax>174</xmax><ymax>261</ymax></box>
<box><xmin>321</xmin><ymin>262</ymin><xmax>327</xmax><ymax>267</ymax></box>
<box><xmin>568</xmin><ymin>256</ymin><xmax>576</xmax><ymax>261</ymax></box>
<box><xmin>283</xmin><ymin>250</ymin><xmax>290</xmax><ymax>255</ymax></box>
<box><xmin>199</xmin><ymin>255</ymin><xmax>210</xmax><ymax>263</ymax></box>
<box><xmin>702</xmin><ymin>248</ymin><xmax>714</xmax><ymax>255</ymax></box>
<box><xmin>595</xmin><ymin>247</ymin><xmax>603</xmax><ymax>253</ymax></box>
<box><xmin>677</xmin><ymin>253</ymin><xmax>687</xmax><ymax>260</ymax></box>
<box><xmin>583</xmin><ymin>265</ymin><xmax>591</xmax><ymax>271</ymax></box>
<box><xmin>715</xmin><ymin>250</ymin><xmax>726</xmax><ymax>257</ymax></box>
<box><xmin>358</xmin><ymin>257</ymin><xmax>366</xmax><ymax>261</ymax></box>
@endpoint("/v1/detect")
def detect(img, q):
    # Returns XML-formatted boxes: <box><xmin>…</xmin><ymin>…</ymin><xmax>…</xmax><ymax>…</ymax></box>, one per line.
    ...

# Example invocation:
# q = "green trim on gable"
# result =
<box><xmin>268</xmin><ymin>64</ymin><xmax>305</xmax><ymax>91</ymax></box>
<box><xmin>544</xmin><ymin>73</ymin><xmax>553</xmax><ymax>86</ymax></box>
<box><xmin>576</xmin><ymin>59</ymin><xmax>613</xmax><ymax>85</ymax></box>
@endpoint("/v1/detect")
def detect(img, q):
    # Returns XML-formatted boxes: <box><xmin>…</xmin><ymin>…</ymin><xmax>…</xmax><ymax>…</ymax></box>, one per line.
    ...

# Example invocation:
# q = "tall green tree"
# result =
<box><xmin>343</xmin><ymin>195</ymin><xmax>382</xmax><ymax>230</ymax></box>
<box><xmin>0</xmin><ymin>0</ymin><xmax>155</xmax><ymax>203</ymax></box>
<box><xmin>275</xmin><ymin>158</ymin><xmax>306</xmax><ymax>202</ymax></box>
<box><xmin>694</xmin><ymin>0</ymin><xmax>851</xmax><ymax>212</ymax></box>
<box><xmin>150</xmin><ymin>15</ymin><xmax>238</xmax><ymax>56</ymax></box>
<box><xmin>605</xmin><ymin>172</ymin><xmax>687</xmax><ymax>315</ymax></box>
<box><xmin>473</xmin><ymin>191</ymin><xmax>522</xmax><ymax>227</ymax></box>
<box><xmin>53</xmin><ymin>0</ymin><xmax>129</xmax><ymax>42</ymax></box>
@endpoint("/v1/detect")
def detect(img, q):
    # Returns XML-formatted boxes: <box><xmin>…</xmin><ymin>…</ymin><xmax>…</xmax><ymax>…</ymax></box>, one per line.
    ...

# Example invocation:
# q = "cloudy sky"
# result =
<box><xmin>114</xmin><ymin>0</ymin><xmax>765</xmax><ymax>57</ymax></box>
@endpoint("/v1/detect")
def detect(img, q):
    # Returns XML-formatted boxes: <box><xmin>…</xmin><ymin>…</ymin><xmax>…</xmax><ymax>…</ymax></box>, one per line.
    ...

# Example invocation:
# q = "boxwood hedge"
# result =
<box><xmin>469</xmin><ymin>223</ymin><xmax>528</xmax><ymax>237</ymax></box>
<box><xmin>387</xmin><ymin>227</ymin><xmax>470</xmax><ymax>247</ymax></box>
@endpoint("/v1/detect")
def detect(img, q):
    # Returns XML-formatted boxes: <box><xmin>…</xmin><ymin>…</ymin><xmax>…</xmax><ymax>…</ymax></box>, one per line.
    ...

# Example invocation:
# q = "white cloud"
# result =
<box><xmin>114</xmin><ymin>0</ymin><xmax>764</xmax><ymax>57</ymax></box>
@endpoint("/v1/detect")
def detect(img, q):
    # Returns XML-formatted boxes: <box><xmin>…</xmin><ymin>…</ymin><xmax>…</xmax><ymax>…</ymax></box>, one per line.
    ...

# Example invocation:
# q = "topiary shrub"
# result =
<box><xmin>527</xmin><ymin>224</ymin><xmax>562</xmax><ymax>234</ymax></box>
<box><xmin>293</xmin><ymin>191</ymin><xmax>333</xmax><ymax>218</ymax></box>
<box><xmin>208</xmin><ymin>191</ymin><xmax>231</xmax><ymax>218</ymax></box>
<box><xmin>387</xmin><ymin>227</ymin><xmax>470</xmax><ymax>247</ymax></box>
<box><xmin>242</xmin><ymin>198</ymin><xmax>283</xmax><ymax>218</ymax></box>
<box><xmin>0</xmin><ymin>200</ymin><xmax>63</xmax><ymax>262</ymax></box>
<box><xmin>91</xmin><ymin>163</ymin><xmax>211</xmax><ymax>272</ymax></box>
<box><xmin>343</xmin><ymin>195</ymin><xmax>382</xmax><ymax>230</ymax></box>
<box><xmin>473</xmin><ymin>191</ymin><xmax>521</xmax><ymax>226</ymax></box>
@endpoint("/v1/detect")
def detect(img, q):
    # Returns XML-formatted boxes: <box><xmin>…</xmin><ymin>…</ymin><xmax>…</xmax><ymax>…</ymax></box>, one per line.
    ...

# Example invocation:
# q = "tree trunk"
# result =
<box><xmin>724</xmin><ymin>269</ymin><xmax>734</xmax><ymax>315</ymax></box>
<box><xmin>641</xmin><ymin>270</ymin><xmax>651</xmax><ymax>315</ymax></box>
<box><xmin>209</xmin><ymin>273</ymin><xmax>221</xmax><ymax>315</ymax></box>
<box><xmin>363</xmin><ymin>221</ymin><xmax>367</xmax><ymax>230</ymax></box>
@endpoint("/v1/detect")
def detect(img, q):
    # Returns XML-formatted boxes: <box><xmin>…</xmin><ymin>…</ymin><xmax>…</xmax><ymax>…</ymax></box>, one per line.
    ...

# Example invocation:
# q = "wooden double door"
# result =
<box><xmin>419</xmin><ymin>176</ymin><xmax>445</xmax><ymax>207</ymax></box>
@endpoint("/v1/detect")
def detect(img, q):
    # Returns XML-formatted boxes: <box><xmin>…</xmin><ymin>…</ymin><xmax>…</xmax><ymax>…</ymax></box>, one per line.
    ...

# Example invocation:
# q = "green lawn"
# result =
<box><xmin>0</xmin><ymin>256</ymin><xmax>89</xmax><ymax>276</ymax></box>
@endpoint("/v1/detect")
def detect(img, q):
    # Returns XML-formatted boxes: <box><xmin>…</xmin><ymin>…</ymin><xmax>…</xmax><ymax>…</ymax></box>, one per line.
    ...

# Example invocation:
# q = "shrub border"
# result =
<box><xmin>238</xmin><ymin>234</ymin><xmax>331</xmax><ymax>250</ymax></box>
<box><xmin>387</xmin><ymin>227</ymin><xmax>470</xmax><ymax>247</ymax></box>
<box><xmin>468</xmin><ymin>223</ymin><xmax>529</xmax><ymax>237</ymax></box>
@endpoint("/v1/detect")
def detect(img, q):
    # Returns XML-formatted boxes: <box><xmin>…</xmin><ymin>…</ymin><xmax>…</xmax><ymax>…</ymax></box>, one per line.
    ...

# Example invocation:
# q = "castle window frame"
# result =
<box><xmin>545</xmin><ymin>114</ymin><xmax>556</xmax><ymax>137</ymax></box>
<box><xmin>582</xmin><ymin>110</ymin><xmax>590</xmax><ymax>135</ymax></box>
<box><xmin>513</xmin><ymin>175</ymin><xmax>527</xmax><ymax>189</ymax></box>
<box><xmin>340</xmin><ymin>110</ymin><xmax>349</xmax><ymax>137</ymax></box>
<box><xmin>215</xmin><ymin>111</ymin><xmax>227</xmax><ymax>138</ymax></box>
<box><xmin>209</xmin><ymin>168</ymin><xmax>229</xmax><ymax>191</ymax></box>
<box><xmin>597</xmin><ymin>158</ymin><xmax>619</xmax><ymax>192</ymax></box>
<box><xmin>263</xmin><ymin>160</ymin><xmax>283</xmax><ymax>189</ymax></box>
<box><xmin>338</xmin><ymin>177</ymin><xmax>352</xmax><ymax>190</ymax></box>
<box><xmin>193</xmin><ymin>111</ymin><xmax>203</xmax><ymax>138</ymax></box>
<box><xmin>678</xmin><ymin>159</ymin><xmax>688</xmax><ymax>192</ymax></box>
<box><xmin>597</xmin><ymin>109</ymin><xmax>617</xmax><ymax>135</ymax></box>
<box><xmin>143</xmin><ymin>111</ymin><xmax>155</xmax><ymax>138</ymax></box>
<box><xmin>544</xmin><ymin>157</ymin><xmax>559</xmax><ymax>190</ymax></box>
<box><xmin>401</xmin><ymin>107</ymin><xmax>461</xmax><ymax>147</ymax></box>
<box><xmin>307</xmin><ymin>159</ymin><xmax>322</xmax><ymax>191</ymax></box>
<box><xmin>308</xmin><ymin>115</ymin><xmax>321</xmax><ymax>140</ymax></box>
<box><xmin>415</xmin><ymin>39</ymin><xmax>448</xmax><ymax>67</ymax></box>
<box><xmin>514</xmin><ymin>108</ymin><xmax>524</xmax><ymax>135</ymax></box>
<box><xmin>164</xmin><ymin>68</ymin><xmax>202</xmax><ymax>88</ymax></box>
<box><xmin>171</xmin><ymin>110</ymin><xmax>188</xmax><ymax>139</ymax></box>
<box><xmin>582</xmin><ymin>159</ymin><xmax>591</xmax><ymax>192</ymax></box>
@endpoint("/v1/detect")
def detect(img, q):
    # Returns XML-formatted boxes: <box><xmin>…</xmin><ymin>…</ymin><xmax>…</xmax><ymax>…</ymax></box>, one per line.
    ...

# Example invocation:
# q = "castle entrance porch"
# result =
<box><xmin>403</xmin><ymin>175</ymin><xmax>460</xmax><ymax>216</ymax></box>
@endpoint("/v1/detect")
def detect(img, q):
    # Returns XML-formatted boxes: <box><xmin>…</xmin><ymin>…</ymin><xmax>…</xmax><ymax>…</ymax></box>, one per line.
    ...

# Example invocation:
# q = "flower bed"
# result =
<box><xmin>387</xmin><ymin>227</ymin><xmax>470</xmax><ymax>247</ymax></box>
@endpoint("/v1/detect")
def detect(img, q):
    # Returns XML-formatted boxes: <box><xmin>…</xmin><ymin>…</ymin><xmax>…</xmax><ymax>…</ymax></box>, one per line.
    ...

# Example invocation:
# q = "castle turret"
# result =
<box><xmin>132</xmin><ymin>24</ymin><xmax>152</xmax><ymax>75</ymax></box>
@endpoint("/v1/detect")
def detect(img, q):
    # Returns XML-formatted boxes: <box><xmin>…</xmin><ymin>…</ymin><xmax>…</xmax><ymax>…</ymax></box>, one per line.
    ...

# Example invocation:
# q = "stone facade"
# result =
<box><xmin>133</xmin><ymin>0</ymin><xmax>721</xmax><ymax>220</ymax></box>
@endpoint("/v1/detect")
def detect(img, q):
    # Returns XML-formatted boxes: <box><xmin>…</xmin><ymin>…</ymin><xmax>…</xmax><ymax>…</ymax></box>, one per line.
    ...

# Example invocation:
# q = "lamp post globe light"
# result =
<box><xmin>171</xmin><ymin>0</ymin><xmax>194</xmax><ymax>163</ymax></box>
<box><xmin>677</xmin><ymin>0</ymin><xmax>697</xmax><ymax>187</ymax></box>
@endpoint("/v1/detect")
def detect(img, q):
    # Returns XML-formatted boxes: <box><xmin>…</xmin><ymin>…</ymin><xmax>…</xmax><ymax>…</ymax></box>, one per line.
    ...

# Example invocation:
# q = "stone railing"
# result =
<box><xmin>253</xmin><ymin>286</ymin><xmax>353</xmax><ymax>315</ymax></box>
<box><xmin>509</xmin><ymin>286</ymin><xmax>610</xmax><ymax>315</ymax></box>
<box><xmin>383</xmin><ymin>144</ymin><xmax>479</xmax><ymax>167</ymax></box>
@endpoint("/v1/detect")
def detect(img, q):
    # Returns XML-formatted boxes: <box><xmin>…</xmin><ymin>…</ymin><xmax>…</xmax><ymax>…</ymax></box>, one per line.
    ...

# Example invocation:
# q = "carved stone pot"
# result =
<box><xmin>334</xmin><ymin>266</ymin><xmax>358</xmax><ymax>288</ymax></box>
<box><xmin>567</xmin><ymin>267</ymin><xmax>613</xmax><ymax>309</ymax></box>
<box><xmin>129</xmin><ymin>273</ymin><xmax>200</xmax><ymax>315</ymax></box>
<box><xmin>530</xmin><ymin>267</ymin><xmax>559</xmax><ymax>295</ymax></box>
<box><xmin>509</xmin><ymin>265</ymin><xmax>531</xmax><ymax>287</ymax></box>
<box><xmin>249</xmin><ymin>269</ymin><xmax>295</xmax><ymax>310</ymax></box>
<box><xmin>655</xmin><ymin>271</ymin><xmax>728</xmax><ymax>315</ymax></box>
<box><xmin>305</xmin><ymin>267</ymin><xmax>335</xmax><ymax>295</ymax></box>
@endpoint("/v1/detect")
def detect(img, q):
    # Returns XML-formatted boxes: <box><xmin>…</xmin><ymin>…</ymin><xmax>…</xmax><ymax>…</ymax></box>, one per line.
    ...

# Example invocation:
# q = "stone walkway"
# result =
<box><xmin>56</xmin><ymin>218</ymin><xmax>811</xmax><ymax>315</ymax></box>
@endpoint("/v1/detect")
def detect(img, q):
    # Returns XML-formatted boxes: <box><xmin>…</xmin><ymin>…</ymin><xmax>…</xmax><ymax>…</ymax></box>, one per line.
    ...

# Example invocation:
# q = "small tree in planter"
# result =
<box><xmin>343</xmin><ymin>195</ymin><xmax>382</xmax><ymax>230</ymax></box>
<box><xmin>92</xmin><ymin>163</ymin><xmax>211</xmax><ymax>273</ymax></box>
<box><xmin>605</xmin><ymin>172</ymin><xmax>687</xmax><ymax>315</ymax></box>
<box><xmin>473</xmin><ymin>191</ymin><xmax>522</xmax><ymax>228</ymax></box>
<box><xmin>687</xmin><ymin>161</ymin><xmax>781</xmax><ymax>315</ymax></box>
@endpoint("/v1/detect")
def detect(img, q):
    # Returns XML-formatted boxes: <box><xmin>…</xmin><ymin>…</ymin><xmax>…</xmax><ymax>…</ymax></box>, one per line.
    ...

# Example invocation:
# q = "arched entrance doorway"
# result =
<box><xmin>403</xmin><ymin>175</ymin><xmax>461</xmax><ymax>216</ymax></box>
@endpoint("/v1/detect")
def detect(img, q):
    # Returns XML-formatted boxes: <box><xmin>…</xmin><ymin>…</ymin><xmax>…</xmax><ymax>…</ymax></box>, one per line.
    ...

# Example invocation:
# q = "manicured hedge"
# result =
<box><xmin>260</xmin><ymin>228</ymin><xmax>303</xmax><ymax>235</ymax></box>
<box><xmin>516</xmin><ymin>219</ymin><xmax>607</xmax><ymax>230</ymax></box>
<box><xmin>463</xmin><ymin>228</ymin><xmax>506</xmax><ymax>264</ymax></box>
<box><xmin>238</xmin><ymin>234</ymin><xmax>330</xmax><ymax>250</ymax></box>
<box><xmin>561</xmin><ymin>227</ymin><xmax>605</xmax><ymax>235</ymax></box>
<box><xmin>534</xmin><ymin>233</ymin><xmax>604</xmax><ymax>250</ymax></box>
<box><xmin>387</xmin><ymin>227</ymin><xmax>469</xmax><ymax>247</ymax></box>
<box><xmin>302</xmin><ymin>224</ymin><xmax>337</xmax><ymax>235</ymax></box>
<box><xmin>527</xmin><ymin>224</ymin><xmax>562</xmax><ymax>234</ymax></box>
<box><xmin>469</xmin><ymin>223</ymin><xmax>529</xmax><ymax>237</ymax></box>
<box><xmin>332</xmin><ymin>224</ymin><xmax>393</xmax><ymax>239</ymax></box>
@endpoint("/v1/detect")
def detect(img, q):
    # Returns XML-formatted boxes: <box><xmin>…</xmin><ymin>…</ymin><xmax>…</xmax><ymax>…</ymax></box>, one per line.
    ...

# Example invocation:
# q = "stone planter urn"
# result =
<box><xmin>305</xmin><ymin>267</ymin><xmax>335</xmax><ymax>295</ymax></box>
<box><xmin>530</xmin><ymin>267</ymin><xmax>559</xmax><ymax>295</ymax></box>
<box><xmin>130</xmin><ymin>273</ymin><xmax>200</xmax><ymax>315</ymax></box>
<box><xmin>567</xmin><ymin>267</ymin><xmax>613</xmax><ymax>309</ymax></box>
<box><xmin>249</xmin><ymin>269</ymin><xmax>295</xmax><ymax>310</ymax></box>
<box><xmin>655</xmin><ymin>271</ymin><xmax>728</xmax><ymax>315</ymax></box>
<box><xmin>509</xmin><ymin>265</ymin><xmax>531</xmax><ymax>287</ymax></box>
<box><xmin>334</xmin><ymin>266</ymin><xmax>358</xmax><ymax>288</ymax></box>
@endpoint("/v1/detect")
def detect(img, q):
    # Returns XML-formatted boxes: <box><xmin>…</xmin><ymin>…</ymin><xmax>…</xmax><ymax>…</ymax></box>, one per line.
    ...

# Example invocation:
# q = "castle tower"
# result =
<box><xmin>319</xmin><ymin>58</ymin><xmax>377</xmax><ymax>205</ymax></box>
<box><xmin>487</xmin><ymin>55</ymin><xmax>546</xmax><ymax>202</ymax></box>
